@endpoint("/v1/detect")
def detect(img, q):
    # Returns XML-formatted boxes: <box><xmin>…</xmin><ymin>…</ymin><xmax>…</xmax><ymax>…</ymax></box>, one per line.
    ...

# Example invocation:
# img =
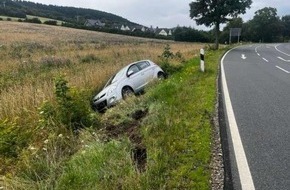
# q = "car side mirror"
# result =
<box><xmin>127</xmin><ymin>70</ymin><xmax>134</xmax><ymax>77</ymax></box>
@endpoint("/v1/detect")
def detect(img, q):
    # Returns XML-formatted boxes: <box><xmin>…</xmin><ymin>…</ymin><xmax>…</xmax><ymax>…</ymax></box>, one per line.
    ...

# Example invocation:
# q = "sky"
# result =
<box><xmin>27</xmin><ymin>0</ymin><xmax>290</xmax><ymax>29</ymax></box>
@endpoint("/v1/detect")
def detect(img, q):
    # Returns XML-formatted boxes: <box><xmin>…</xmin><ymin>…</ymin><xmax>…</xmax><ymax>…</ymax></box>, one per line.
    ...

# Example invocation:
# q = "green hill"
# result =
<box><xmin>0</xmin><ymin>0</ymin><xmax>138</xmax><ymax>26</ymax></box>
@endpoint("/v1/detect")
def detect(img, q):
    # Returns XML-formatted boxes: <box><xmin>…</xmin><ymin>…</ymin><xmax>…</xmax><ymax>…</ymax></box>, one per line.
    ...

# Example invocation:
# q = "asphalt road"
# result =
<box><xmin>221</xmin><ymin>43</ymin><xmax>290</xmax><ymax>190</ymax></box>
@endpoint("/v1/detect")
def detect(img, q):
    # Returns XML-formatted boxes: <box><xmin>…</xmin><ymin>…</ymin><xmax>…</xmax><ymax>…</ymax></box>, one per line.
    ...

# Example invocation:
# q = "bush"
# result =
<box><xmin>161</xmin><ymin>44</ymin><xmax>174</xmax><ymax>62</ymax></box>
<box><xmin>39</xmin><ymin>76</ymin><xmax>100</xmax><ymax>131</ymax></box>
<box><xmin>44</xmin><ymin>20</ymin><xmax>57</xmax><ymax>25</ymax></box>
<box><xmin>159</xmin><ymin>61</ymin><xmax>182</xmax><ymax>76</ymax></box>
<box><xmin>25</xmin><ymin>17</ymin><xmax>42</xmax><ymax>24</ymax></box>
<box><xmin>159</xmin><ymin>44</ymin><xmax>183</xmax><ymax>75</ymax></box>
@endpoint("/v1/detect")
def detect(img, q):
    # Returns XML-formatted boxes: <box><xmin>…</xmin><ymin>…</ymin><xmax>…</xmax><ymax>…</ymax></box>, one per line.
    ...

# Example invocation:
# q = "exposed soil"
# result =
<box><xmin>103</xmin><ymin>109</ymin><xmax>148</xmax><ymax>172</ymax></box>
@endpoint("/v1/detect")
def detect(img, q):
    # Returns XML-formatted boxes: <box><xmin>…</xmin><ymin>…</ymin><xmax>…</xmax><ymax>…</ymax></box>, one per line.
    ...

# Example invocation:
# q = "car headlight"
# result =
<box><xmin>108</xmin><ymin>96</ymin><xmax>117</xmax><ymax>104</ymax></box>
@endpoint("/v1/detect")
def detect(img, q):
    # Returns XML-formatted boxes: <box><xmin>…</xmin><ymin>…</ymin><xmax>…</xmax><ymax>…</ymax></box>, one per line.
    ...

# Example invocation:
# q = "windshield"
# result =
<box><xmin>104</xmin><ymin>67</ymin><xmax>127</xmax><ymax>88</ymax></box>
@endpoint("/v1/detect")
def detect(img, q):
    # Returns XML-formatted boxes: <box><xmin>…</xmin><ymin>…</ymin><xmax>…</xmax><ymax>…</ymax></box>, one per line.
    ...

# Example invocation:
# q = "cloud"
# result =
<box><xmin>27</xmin><ymin>0</ymin><xmax>290</xmax><ymax>29</ymax></box>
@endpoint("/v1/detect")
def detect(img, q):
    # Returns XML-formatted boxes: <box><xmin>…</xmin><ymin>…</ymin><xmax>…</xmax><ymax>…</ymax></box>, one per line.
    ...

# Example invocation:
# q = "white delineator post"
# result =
<box><xmin>200</xmin><ymin>48</ymin><xmax>205</xmax><ymax>72</ymax></box>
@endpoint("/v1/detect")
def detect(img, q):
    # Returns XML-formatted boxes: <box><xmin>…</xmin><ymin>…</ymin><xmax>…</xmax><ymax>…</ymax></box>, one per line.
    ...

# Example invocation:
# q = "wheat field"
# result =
<box><xmin>0</xmin><ymin>21</ymin><xmax>205</xmax><ymax>120</ymax></box>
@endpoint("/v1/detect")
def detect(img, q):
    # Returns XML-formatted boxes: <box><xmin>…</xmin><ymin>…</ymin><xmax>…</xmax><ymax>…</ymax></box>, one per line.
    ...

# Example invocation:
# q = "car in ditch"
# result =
<box><xmin>92</xmin><ymin>60</ymin><xmax>165</xmax><ymax>112</ymax></box>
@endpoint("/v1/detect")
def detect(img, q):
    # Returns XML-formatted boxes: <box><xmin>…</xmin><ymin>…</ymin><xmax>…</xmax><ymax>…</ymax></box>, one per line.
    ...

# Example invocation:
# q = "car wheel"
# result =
<box><xmin>122</xmin><ymin>87</ymin><xmax>134</xmax><ymax>99</ymax></box>
<box><xmin>158</xmin><ymin>72</ymin><xmax>166</xmax><ymax>80</ymax></box>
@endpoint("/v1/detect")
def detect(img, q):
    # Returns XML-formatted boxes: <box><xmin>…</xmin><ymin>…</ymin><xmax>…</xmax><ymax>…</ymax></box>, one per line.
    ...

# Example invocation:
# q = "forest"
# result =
<box><xmin>0</xmin><ymin>0</ymin><xmax>135</xmax><ymax>26</ymax></box>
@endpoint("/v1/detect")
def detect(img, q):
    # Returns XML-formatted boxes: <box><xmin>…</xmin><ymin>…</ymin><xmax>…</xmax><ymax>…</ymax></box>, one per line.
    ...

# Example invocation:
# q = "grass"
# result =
<box><xmin>0</xmin><ymin>20</ymin><xmax>226</xmax><ymax>189</ymax></box>
<box><xmin>56</xmin><ymin>139</ymin><xmax>139</xmax><ymax>190</ymax></box>
<box><xmin>50</xmin><ymin>49</ymin><xmax>223</xmax><ymax>190</ymax></box>
<box><xmin>139</xmin><ymin>50</ymin><xmax>223</xmax><ymax>189</ymax></box>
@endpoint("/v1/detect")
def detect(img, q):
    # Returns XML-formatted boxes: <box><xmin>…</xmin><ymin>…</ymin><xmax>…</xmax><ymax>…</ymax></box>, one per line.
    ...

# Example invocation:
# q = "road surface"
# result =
<box><xmin>221</xmin><ymin>43</ymin><xmax>290</xmax><ymax>190</ymax></box>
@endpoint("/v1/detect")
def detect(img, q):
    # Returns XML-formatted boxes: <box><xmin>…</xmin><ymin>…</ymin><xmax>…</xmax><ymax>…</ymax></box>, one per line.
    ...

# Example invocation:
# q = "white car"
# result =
<box><xmin>92</xmin><ymin>60</ymin><xmax>165</xmax><ymax>112</ymax></box>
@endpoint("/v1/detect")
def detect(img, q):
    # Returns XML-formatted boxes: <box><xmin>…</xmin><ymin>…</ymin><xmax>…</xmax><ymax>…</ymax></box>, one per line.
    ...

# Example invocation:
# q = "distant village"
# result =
<box><xmin>84</xmin><ymin>19</ymin><xmax>173</xmax><ymax>37</ymax></box>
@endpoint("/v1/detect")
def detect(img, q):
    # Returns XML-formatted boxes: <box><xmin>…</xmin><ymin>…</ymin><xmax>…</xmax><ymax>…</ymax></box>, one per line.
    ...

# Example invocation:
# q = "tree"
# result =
<box><xmin>281</xmin><ymin>15</ymin><xmax>290</xmax><ymax>41</ymax></box>
<box><xmin>173</xmin><ymin>26</ymin><xmax>210</xmax><ymax>42</ymax></box>
<box><xmin>240</xmin><ymin>20</ymin><xmax>255</xmax><ymax>42</ymax></box>
<box><xmin>251</xmin><ymin>7</ymin><xmax>282</xmax><ymax>42</ymax></box>
<box><xmin>189</xmin><ymin>0</ymin><xmax>252</xmax><ymax>49</ymax></box>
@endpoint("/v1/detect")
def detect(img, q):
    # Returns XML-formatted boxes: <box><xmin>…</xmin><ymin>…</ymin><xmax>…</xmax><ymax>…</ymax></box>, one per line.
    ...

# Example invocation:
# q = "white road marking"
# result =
<box><xmin>257</xmin><ymin>53</ymin><xmax>260</xmax><ymax>56</ymax></box>
<box><xmin>241</xmin><ymin>54</ymin><xmax>247</xmax><ymax>60</ymax></box>
<box><xmin>275</xmin><ymin>44</ymin><xmax>290</xmax><ymax>56</ymax></box>
<box><xmin>263</xmin><ymin>58</ymin><xmax>269</xmax><ymax>62</ymax></box>
<box><xmin>277</xmin><ymin>57</ymin><xmax>290</xmax><ymax>62</ymax></box>
<box><xmin>221</xmin><ymin>49</ymin><xmax>256</xmax><ymax>190</ymax></box>
<box><xmin>276</xmin><ymin>66</ymin><xmax>290</xmax><ymax>74</ymax></box>
<box><xmin>255</xmin><ymin>45</ymin><xmax>261</xmax><ymax>53</ymax></box>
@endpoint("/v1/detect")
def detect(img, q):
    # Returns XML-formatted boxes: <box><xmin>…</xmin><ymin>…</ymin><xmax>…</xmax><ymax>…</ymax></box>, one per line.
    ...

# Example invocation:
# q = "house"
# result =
<box><xmin>120</xmin><ymin>25</ymin><xmax>131</xmax><ymax>31</ymax></box>
<box><xmin>131</xmin><ymin>26</ymin><xmax>147</xmax><ymax>32</ymax></box>
<box><xmin>158</xmin><ymin>29</ymin><xmax>168</xmax><ymax>36</ymax></box>
<box><xmin>84</xmin><ymin>19</ymin><xmax>105</xmax><ymax>28</ymax></box>
<box><xmin>155</xmin><ymin>28</ymin><xmax>173</xmax><ymax>36</ymax></box>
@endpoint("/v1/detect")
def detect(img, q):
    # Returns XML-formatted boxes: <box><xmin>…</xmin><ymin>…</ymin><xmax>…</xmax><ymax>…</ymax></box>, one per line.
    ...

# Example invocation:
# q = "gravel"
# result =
<box><xmin>210</xmin><ymin>70</ymin><xmax>224</xmax><ymax>190</ymax></box>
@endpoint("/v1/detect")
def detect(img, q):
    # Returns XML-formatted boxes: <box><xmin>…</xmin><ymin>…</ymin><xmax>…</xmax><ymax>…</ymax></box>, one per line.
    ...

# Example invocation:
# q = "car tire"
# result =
<box><xmin>122</xmin><ymin>87</ymin><xmax>134</xmax><ymax>99</ymax></box>
<box><xmin>158</xmin><ymin>72</ymin><xmax>166</xmax><ymax>80</ymax></box>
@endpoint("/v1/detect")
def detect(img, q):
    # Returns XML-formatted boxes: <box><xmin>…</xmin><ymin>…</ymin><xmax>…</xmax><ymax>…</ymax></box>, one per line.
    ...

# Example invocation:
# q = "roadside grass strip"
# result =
<box><xmin>140</xmin><ymin>49</ymin><xmax>223</xmax><ymax>189</ymax></box>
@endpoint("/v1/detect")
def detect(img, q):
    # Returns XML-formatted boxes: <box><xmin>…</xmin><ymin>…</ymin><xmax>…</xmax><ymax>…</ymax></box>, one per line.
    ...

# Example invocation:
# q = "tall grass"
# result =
<box><xmin>56</xmin><ymin>138</ymin><xmax>139</xmax><ymax>190</ymax></box>
<box><xmin>0</xmin><ymin>22</ymin><xmax>204</xmax><ymax>121</ymax></box>
<box><xmin>0</xmin><ymin>21</ymin><xmax>212</xmax><ymax>189</ymax></box>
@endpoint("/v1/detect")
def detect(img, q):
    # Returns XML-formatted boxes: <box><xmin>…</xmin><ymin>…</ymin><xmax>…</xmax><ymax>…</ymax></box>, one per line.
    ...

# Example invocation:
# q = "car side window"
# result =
<box><xmin>136</xmin><ymin>61</ymin><xmax>150</xmax><ymax>70</ymax></box>
<box><xmin>127</xmin><ymin>65</ymin><xmax>140</xmax><ymax>76</ymax></box>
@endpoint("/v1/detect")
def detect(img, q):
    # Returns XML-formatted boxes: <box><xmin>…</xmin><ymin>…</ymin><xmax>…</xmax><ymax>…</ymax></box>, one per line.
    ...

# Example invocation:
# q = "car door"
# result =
<box><xmin>127</xmin><ymin>64</ymin><xmax>145</xmax><ymax>91</ymax></box>
<box><xmin>135</xmin><ymin>61</ymin><xmax>154</xmax><ymax>87</ymax></box>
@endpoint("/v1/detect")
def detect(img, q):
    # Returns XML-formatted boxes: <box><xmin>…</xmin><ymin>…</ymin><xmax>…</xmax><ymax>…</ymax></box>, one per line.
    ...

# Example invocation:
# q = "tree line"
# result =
<box><xmin>219</xmin><ymin>7</ymin><xmax>290</xmax><ymax>43</ymax></box>
<box><xmin>176</xmin><ymin>6</ymin><xmax>290</xmax><ymax>45</ymax></box>
<box><xmin>1</xmin><ymin>0</ymin><xmax>289</xmax><ymax>44</ymax></box>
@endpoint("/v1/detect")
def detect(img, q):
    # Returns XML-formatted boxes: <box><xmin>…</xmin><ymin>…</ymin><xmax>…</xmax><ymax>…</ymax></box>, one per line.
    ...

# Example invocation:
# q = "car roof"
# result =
<box><xmin>109</xmin><ymin>60</ymin><xmax>153</xmax><ymax>85</ymax></box>
<box><xmin>129</xmin><ymin>60</ymin><xmax>152</xmax><ymax>66</ymax></box>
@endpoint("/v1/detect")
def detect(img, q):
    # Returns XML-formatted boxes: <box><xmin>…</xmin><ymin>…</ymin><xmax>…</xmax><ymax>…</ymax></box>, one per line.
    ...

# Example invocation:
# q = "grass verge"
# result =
<box><xmin>139</xmin><ymin>49</ymin><xmax>224</xmax><ymax>189</ymax></box>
